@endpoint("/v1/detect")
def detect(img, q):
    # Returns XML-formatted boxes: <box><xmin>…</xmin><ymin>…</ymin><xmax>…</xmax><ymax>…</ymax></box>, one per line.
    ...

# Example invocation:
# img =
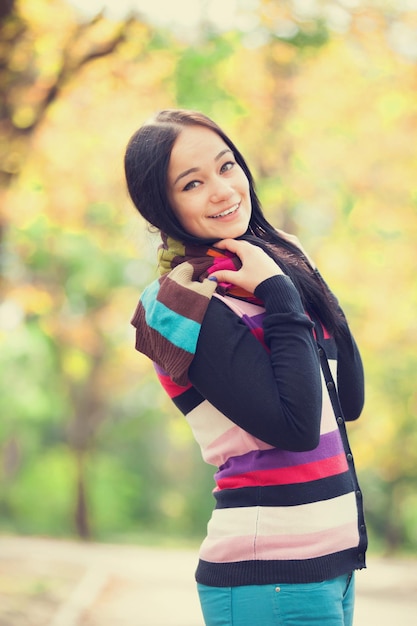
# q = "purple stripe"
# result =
<box><xmin>154</xmin><ymin>362</ymin><xmax>168</xmax><ymax>376</ymax></box>
<box><xmin>217</xmin><ymin>430</ymin><xmax>344</xmax><ymax>477</ymax></box>
<box><xmin>241</xmin><ymin>312</ymin><xmax>265</xmax><ymax>330</ymax></box>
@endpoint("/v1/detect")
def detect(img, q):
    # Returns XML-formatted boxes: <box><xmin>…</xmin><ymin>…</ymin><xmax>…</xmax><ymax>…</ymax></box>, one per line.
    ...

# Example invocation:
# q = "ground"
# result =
<box><xmin>0</xmin><ymin>536</ymin><xmax>416</xmax><ymax>625</ymax></box>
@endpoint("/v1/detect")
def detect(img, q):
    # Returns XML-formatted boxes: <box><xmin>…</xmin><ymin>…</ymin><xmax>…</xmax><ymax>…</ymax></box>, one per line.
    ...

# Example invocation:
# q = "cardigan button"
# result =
<box><xmin>356</xmin><ymin>490</ymin><xmax>362</xmax><ymax>498</ymax></box>
<box><xmin>275</xmin><ymin>586</ymin><xmax>281</xmax><ymax>592</ymax></box>
<box><xmin>326</xmin><ymin>381</ymin><xmax>334</xmax><ymax>390</ymax></box>
<box><xmin>337</xmin><ymin>417</ymin><xmax>343</xmax><ymax>425</ymax></box>
<box><xmin>347</xmin><ymin>453</ymin><xmax>353</xmax><ymax>461</ymax></box>
<box><xmin>318</xmin><ymin>348</ymin><xmax>324</xmax><ymax>357</ymax></box>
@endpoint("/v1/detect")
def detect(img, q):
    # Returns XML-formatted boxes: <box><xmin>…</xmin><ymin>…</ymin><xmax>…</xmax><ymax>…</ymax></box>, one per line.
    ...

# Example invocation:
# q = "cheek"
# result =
<box><xmin>172</xmin><ymin>198</ymin><xmax>200</xmax><ymax>227</ymax></box>
<box><xmin>238</xmin><ymin>171</ymin><xmax>250</xmax><ymax>195</ymax></box>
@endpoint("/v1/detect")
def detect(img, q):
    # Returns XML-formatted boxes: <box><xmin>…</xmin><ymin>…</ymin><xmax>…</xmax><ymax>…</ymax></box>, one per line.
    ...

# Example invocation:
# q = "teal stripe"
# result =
<box><xmin>141</xmin><ymin>280</ymin><xmax>200</xmax><ymax>353</ymax></box>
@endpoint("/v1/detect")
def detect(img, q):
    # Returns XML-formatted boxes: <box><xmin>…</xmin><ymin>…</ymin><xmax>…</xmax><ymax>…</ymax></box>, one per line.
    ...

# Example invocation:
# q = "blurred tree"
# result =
<box><xmin>283</xmin><ymin>23</ymin><xmax>417</xmax><ymax>551</ymax></box>
<box><xmin>0</xmin><ymin>0</ymin><xmax>140</xmax><ymax>538</ymax></box>
<box><xmin>0</xmin><ymin>0</ymin><xmax>133</xmax><ymax>268</ymax></box>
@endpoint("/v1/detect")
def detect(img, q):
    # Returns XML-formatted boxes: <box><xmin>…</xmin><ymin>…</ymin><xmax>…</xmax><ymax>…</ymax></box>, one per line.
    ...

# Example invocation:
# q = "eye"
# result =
<box><xmin>183</xmin><ymin>180</ymin><xmax>200</xmax><ymax>191</ymax></box>
<box><xmin>220</xmin><ymin>160</ymin><xmax>235</xmax><ymax>174</ymax></box>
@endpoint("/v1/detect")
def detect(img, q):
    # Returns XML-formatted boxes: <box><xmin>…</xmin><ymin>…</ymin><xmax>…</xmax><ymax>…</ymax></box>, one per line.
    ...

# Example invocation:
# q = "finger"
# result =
<box><xmin>208</xmin><ymin>270</ymin><xmax>238</xmax><ymax>284</ymax></box>
<box><xmin>214</xmin><ymin>238</ymin><xmax>251</xmax><ymax>255</ymax></box>
<box><xmin>213</xmin><ymin>238</ymin><xmax>239</xmax><ymax>250</ymax></box>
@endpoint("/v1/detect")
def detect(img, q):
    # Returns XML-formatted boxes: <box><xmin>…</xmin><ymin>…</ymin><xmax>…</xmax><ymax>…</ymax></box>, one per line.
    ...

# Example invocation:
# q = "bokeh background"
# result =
<box><xmin>1</xmin><ymin>0</ymin><xmax>417</xmax><ymax>558</ymax></box>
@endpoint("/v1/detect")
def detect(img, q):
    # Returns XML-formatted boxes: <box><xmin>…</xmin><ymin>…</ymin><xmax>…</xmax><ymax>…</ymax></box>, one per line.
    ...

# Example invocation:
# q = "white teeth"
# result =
<box><xmin>210</xmin><ymin>204</ymin><xmax>239</xmax><ymax>218</ymax></box>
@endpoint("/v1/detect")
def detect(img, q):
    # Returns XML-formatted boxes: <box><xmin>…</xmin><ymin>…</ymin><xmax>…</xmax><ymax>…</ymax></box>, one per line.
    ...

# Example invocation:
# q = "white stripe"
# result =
<box><xmin>320</xmin><ymin>369</ymin><xmax>338</xmax><ymax>435</ymax></box>
<box><xmin>186</xmin><ymin>400</ymin><xmax>273</xmax><ymax>465</ymax></box>
<box><xmin>329</xmin><ymin>358</ymin><xmax>338</xmax><ymax>388</ymax></box>
<box><xmin>206</xmin><ymin>492</ymin><xmax>357</xmax><ymax>538</ymax></box>
<box><xmin>168</xmin><ymin>262</ymin><xmax>217</xmax><ymax>297</ymax></box>
<box><xmin>186</xmin><ymin>400</ymin><xmax>234</xmax><ymax>450</ymax></box>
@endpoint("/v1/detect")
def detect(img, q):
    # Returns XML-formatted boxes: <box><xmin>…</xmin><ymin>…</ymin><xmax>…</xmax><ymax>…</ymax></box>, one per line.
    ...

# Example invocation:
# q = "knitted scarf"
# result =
<box><xmin>131</xmin><ymin>234</ymin><xmax>263</xmax><ymax>386</ymax></box>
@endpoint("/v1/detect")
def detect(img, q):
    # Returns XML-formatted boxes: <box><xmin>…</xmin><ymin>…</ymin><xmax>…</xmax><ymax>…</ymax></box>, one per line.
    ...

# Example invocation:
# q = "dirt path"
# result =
<box><xmin>0</xmin><ymin>536</ymin><xmax>416</xmax><ymax>625</ymax></box>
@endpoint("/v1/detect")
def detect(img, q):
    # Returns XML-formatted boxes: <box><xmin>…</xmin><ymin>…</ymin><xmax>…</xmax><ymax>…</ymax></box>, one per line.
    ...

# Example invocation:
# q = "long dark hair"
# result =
<box><xmin>124</xmin><ymin>109</ymin><xmax>346</xmax><ymax>338</ymax></box>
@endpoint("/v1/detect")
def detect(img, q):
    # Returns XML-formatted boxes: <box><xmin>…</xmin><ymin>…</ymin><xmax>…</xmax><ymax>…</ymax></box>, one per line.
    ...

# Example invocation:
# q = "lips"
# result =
<box><xmin>209</xmin><ymin>203</ymin><xmax>240</xmax><ymax>219</ymax></box>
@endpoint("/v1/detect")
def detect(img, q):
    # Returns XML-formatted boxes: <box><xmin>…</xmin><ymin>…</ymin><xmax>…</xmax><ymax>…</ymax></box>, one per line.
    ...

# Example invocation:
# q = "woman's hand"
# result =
<box><xmin>210</xmin><ymin>239</ymin><xmax>284</xmax><ymax>294</ymax></box>
<box><xmin>275</xmin><ymin>228</ymin><xmax>316</xmax><ymax>269</ymax></box>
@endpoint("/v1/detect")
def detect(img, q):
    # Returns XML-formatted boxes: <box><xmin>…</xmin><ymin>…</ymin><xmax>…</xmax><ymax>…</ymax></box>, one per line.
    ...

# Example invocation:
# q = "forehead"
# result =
<box><xmin>169</xmin><ymin>125</ymin><xmax>228</xmax><ymax>168</ymax></box>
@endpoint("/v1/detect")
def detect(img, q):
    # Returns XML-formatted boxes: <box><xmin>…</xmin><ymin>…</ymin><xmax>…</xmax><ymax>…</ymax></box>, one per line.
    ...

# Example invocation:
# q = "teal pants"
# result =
<box><xmin>197</xmin><ymin>573</ymin><xmax>355</xmax><ymax>626</ymax></box>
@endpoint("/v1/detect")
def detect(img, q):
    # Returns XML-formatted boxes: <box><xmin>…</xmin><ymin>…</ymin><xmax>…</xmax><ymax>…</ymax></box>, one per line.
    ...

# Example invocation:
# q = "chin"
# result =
<box><xmin>225</xmin><ymin>223</ymin><xmax>251</xmax><ymax>239</ymax></box>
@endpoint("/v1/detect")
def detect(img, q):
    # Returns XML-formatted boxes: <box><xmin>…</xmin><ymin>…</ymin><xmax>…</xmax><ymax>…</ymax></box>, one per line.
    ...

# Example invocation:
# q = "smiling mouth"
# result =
<box><xmin>209</xmin><ymin>203</ymin><xmax>240</xmax><ymax>219</ymax></box>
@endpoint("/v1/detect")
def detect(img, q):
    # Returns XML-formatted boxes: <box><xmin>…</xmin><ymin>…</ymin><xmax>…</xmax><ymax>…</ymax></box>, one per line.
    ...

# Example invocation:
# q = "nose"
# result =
<box><xmin>210</xmin><ymin>176</ymin><xmax>234</xmax><ymax>203</ymax></box>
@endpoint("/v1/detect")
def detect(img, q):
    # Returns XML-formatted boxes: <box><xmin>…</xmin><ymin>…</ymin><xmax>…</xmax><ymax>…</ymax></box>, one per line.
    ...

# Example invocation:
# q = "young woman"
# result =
<box><xmin>124</xmin><ymin>109</ymin><xmax>367</xmax><ymax>626</ymax></box>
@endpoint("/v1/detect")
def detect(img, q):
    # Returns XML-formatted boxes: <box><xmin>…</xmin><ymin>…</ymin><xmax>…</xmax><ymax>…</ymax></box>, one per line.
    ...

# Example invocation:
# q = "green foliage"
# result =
<box><xmin>3</xmin><ymin>447</ymin><xmax>75</xmax><ymax>536</ymax></box>
<box><xmin>274</xmin><ymin>18</ymin><xmax>329</xmax><ymax>49</ymax></box>
<box><xmin>175</xmin><ymin>32</ymin><xmax>244</xmax><ymax>115</ymax></box>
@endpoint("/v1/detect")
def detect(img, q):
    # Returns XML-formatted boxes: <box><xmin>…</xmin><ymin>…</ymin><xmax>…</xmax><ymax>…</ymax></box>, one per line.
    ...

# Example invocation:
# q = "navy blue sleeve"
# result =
<box><xmin>188</xmin><ymin>275</ymin><xmax>322</xmax><ymax>452</ymax></box>
<box><xmin>336</xmin><ymin>330</ymin><xmax>365</xmax><ymax>421</ymax></box>
<box><xmin>313</xmin><ymin>268</ymin><xmax>365</xmax><ymax>421</ymax></box>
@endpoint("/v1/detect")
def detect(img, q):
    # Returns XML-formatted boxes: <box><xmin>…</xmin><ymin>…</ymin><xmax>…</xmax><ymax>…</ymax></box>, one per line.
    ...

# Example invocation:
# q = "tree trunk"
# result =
<box><xmin>75</xmin><ymin>451</ymin><xmax>91</xmax><ymax>540</ymax></box>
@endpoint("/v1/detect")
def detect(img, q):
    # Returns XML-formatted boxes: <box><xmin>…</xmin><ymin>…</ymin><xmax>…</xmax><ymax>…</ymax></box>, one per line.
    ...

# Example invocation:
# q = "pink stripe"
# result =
<box><xmin>157</xmin><ymin>371</ymin><xmax>192</xmax><ymax>398</ymax></box>
<box><xmin>250</xmin><ymin>327</ymin><xmax>264</xmax><ymax>342</ymax></box>
<box><xmin>253</xmin><ymin>521</ymin><xmax>359</xmax><ymax>559</ymax></box>
<box><xmin>322</xmin><ymin>325</ymin><xmax>331</xmax><ymax>339</ymax></box>
<box><xmin>250</xmin><ymin>326</ymin><xmax>267</xmax><ymax>349</ymax></box>
<box><xmin>200</xmin><ymin>521</ymin><xmax>359</xmax><ymax>563</ymax></box>
<box><xmin>311</xmin><ymin>320</ymin><xmax>331</xmax><ymax>340</ymax></box>
<box><xmin>215</xmin><ymin>453</ymin><xmax>349</xmax><ymax>490</ymax></box>
<box><xmin>203</xmin><ymin>424</ymin><xmax>273</xmax><ymax>466</ymax></box>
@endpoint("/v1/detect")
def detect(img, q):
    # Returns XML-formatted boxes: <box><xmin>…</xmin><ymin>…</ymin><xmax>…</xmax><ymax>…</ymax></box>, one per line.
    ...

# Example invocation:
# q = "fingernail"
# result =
<box><xmin>208</xmin><ymin>276</ymin><xmax>218</xmax><ymax>282</ymax></box>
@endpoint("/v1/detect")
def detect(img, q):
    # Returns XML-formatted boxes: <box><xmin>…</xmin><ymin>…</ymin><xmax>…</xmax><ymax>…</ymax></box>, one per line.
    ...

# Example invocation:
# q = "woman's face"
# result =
<box><xmin>167</xmin><ymin>125</ymin><xmax>252</xmax><ymax>240</ymax></box>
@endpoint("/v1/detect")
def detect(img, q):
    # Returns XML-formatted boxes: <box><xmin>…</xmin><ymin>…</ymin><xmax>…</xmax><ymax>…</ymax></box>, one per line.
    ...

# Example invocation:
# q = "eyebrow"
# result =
<box><xmin>173</xmin><ymin>148</ymin><xmax>233</xmax><ymax>186</ymax></box>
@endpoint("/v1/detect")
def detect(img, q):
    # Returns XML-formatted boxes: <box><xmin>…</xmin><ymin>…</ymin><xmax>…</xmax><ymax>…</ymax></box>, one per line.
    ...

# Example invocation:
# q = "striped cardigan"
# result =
<box><xmin>133</xmin><ymin>273</ymin><xmax>367</xmax><ymax>586</ymax></box>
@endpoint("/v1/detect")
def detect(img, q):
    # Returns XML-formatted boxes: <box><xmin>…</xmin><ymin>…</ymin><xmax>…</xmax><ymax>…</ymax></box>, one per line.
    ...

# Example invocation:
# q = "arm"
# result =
<box><xmin>337</xmin><ymin>329</ymin><xmax>365</xmax><ymax>421</ymax></box>
<box><xmin>189</xmin><ymin>275</ymin><xmax>322</xmax><ymax>452</ymax></box>
<box><xmin>249</xmin><ymin>230</ymin><xmax>364</xmax><ymax>423</ymax></box>
<box><xmin>312</xmin><ymin>268</ymin><xmax>365</xmax><ymax>422</ymax></box>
